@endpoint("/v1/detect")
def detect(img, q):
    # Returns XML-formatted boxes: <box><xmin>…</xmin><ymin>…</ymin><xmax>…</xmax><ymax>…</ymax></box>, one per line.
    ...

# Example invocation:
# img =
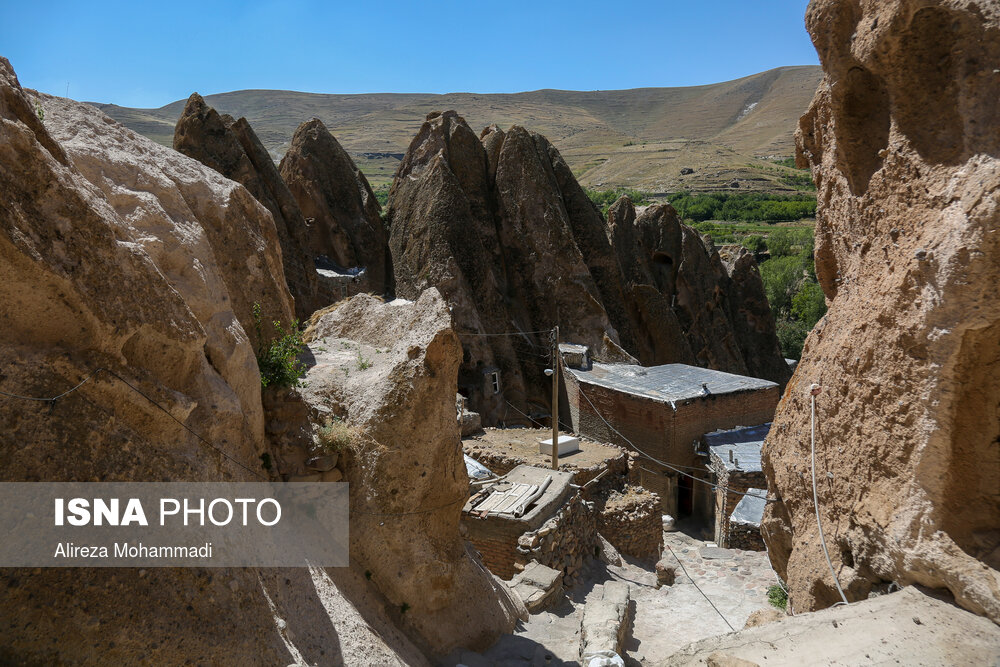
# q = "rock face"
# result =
<box><xmin>299</xmin><ymin>290</ymin><xmax>520</xmax><ymax>654</ymax></box>
<box><xmin>606</xmin><ymin>197</ymin><xmax>790</xmax><ymax>384</ymax></box>
<box><xmin>763</xmin><ymin>0</ymin><xmax>1000</xmax><ymax>624</ymax></box>
<box><xmin>388</xmin><ymin>111</ymin><xmax>787</xmax><ymax>424</ymax></box>
<box><xmin>388</xmin><ymin>111</ymin><xmax>632</xmax><ymax>424</ymax></box>
<box><xmin>663</xmin><ymin>586</ymin><xmax>1000</xmax><ymax>666</ymax></box>
<box><xmin>0</xmin><ymin>56</ymin><xmax>298</xmax><ymax>664</ymax></box>
<box><xmin>279</xmin><ymin>118</ymin><xmax>391</xmax><ymax>296</ymax></box>
<box><xmin>173</xmin><ymin>93</ymin><xmax>327</xmax><ymax>319</ymax></box>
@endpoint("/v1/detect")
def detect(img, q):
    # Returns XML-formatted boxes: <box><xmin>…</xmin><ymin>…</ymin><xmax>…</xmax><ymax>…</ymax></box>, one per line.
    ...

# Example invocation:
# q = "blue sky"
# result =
<box><xmin>1</xmin><ymin>0</ymin><xmax>817</xmax><ymax>108</ymax></box>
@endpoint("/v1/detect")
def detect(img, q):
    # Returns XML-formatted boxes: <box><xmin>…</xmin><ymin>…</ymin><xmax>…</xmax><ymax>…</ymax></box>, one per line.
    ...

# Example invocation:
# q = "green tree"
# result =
<box><xmin>760</xmin><ymin>255</ymin><xmax>802</xmax><ymax>315</ymax></box>
<box><xmin>776</xmin><ymin>319</ymin><xmax>810</xmax><ymax>360</ymax></box>
<box><xmin>743</xmin><ymin>235</ymin><xmax>766</xmax><ymax>254</ymax></box>
<box><xmin>791</xmin><ymin>281</ymin><xmax>827</xmax><ymax>328</ymax></box>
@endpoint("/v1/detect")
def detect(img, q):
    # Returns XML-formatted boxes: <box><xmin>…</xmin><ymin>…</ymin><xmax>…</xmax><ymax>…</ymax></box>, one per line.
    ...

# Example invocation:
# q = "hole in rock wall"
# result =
<box><xmin>891</xmin><ymin>7</ymin><xmax>966</xmax><ymax>164</ymax></box>
<box><xmin>832</xmin><ymin>65</ymin><xmax>890</xmax><ymax>196</ymax></box>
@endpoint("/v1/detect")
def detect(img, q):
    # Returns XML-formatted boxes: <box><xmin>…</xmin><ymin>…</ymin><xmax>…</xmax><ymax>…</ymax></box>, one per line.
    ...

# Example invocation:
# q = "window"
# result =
<box><xmin>490</xmin><ymin>371</ymin><xmax>501</xmax><ymax>394</ymax></box>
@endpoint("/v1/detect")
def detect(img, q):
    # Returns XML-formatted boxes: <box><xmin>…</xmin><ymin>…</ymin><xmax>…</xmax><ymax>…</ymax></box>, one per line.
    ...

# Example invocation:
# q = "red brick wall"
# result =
<box><xmin>463</xmin><ymin>516</ymin><xmax>525</xmax><ymax>580</ymax></box>
<box><xmin>566</xmin><ymin>372</ymin><xmax>778</xmax><ymax>518</ymax></box>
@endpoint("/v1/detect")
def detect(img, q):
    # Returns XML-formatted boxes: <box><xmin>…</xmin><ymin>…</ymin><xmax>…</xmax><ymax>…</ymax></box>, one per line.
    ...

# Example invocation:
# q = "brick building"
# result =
<box><xmin>562</xmin><ymin>362</ymin><xmax>778</xmax><ymax>519</ymax></box>
<box><xmin>703</xmin><ymin>424</ymin><xmax>770</xmax><ymax>548</ymax></box>
<box><xmin>462</xmin><ymin>466</ymin><xmax>596</xmax><ymax>581</ymax></box>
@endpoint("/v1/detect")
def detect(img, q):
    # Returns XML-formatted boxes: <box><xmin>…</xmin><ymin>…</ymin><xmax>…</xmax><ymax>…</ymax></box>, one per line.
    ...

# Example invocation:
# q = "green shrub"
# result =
<box><xmin>767</xmin><ymin>584</ymin><xmax>788</xmax><ymax>611</ymax></box>
<box><xmin>252</xmin><ymin>302</ymin><xmax>306</xmax><ymax>388</ymax></box>
<box><xmin>743</xmin><ymin>235</ymin><xmax>767</xmax><ymax>254</ymax></box>
<box><xmin>770</xmin><ymin>157</ymin><xmax>798</xmax><ymax>169</ymax></box>
<box><xmin>667</xmin><ymin>191</ymin><xmax>816</xmax><ymax>223</ymax></box>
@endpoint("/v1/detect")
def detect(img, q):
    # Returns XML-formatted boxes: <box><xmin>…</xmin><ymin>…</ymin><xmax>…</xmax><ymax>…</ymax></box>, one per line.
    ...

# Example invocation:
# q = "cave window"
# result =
<box><xmin>490</xmin><ymin>371</ymin><xmax>501</xmax><ymax>394</ymax></box>
<box><xmin>652</xmin><ymin>252</ymin><xmax>673</xmax><ymax>266</ymax></box>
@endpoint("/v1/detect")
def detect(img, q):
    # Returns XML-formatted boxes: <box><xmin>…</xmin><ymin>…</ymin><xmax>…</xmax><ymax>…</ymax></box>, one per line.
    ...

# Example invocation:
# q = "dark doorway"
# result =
<box><xmin>678</xmin><ymin>474</ymin><xmax>694</xmax><ymax>517</ymax></box>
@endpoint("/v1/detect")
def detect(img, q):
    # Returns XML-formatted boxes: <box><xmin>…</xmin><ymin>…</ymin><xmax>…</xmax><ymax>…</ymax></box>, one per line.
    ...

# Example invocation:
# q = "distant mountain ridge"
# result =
<box><xmin>92</xmin><ymin>65</ymin><xmax>821</xmax><ymax>192</ymax></box>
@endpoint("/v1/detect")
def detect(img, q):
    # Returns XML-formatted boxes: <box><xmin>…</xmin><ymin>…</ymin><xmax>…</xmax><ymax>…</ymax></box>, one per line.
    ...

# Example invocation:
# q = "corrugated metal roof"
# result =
<box><xmin>569</xmin><ymin>362</ymin><xmax>777</xmax><ymax>404</ymax></box>
<box><xmin>705</xmin><ymin>423</ymin><xmax>770</xmax><ymax>472</ymax></box>
<box><xmin>730</xmin><ymin>488</ymin><xmax>767</xmax><ymax>526</ymax></box>
<box><xmin>464</xmin><ymin>455</ymin><xmax>494</xmax><ymax>481</ymax></box>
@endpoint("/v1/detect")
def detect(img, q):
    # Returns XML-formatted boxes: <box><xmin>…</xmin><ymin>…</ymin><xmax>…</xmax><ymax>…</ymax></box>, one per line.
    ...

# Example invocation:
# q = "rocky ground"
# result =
<box><xmin>446</xmin><ymin>526</ymin><xmax>778</xmax><ymax>666</ymax></box>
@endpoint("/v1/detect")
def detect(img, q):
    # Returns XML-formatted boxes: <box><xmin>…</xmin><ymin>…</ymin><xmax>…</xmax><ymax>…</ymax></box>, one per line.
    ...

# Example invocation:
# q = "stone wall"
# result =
<box><xmin>514</xmin><ymin>492</ymin><xmax>598</xmax><ymax>588</ymax></box>
<box><xmin>597</xmin><ymin>487</ymin><xmax>664</xmax><ymax>560</ymax></box>
<box><xmin>707</xmin><ymin>454</ymin><xmax>767</xmax><ymax>549</ymax></box>
<box><xmin>728</xmin><ymin>521</ymin><xmax>765</xmax><ymax>551</ymax></box>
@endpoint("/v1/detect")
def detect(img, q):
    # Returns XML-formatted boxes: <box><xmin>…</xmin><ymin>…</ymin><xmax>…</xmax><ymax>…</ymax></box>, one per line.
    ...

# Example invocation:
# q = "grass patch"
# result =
<box><xmin>769</xmin><ymin>156</ymin><xmax>799</xmax><ymax>169</ymax></box>
<box><xmin>316</xmin><ymin>416</ymin><xmax>360</xmax><ymax>454</ymax></box>
<box><xmin>767</xmin><ymin>584</ymin><xmax>788</xmax><ymax>611</ymax></box>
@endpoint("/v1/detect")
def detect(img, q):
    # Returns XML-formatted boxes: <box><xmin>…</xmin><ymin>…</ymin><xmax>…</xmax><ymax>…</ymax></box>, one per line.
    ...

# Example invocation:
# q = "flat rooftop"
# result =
<box><xmin>463</xmin><ymin>465</ymin><xmax>574</xmax><ymax>529</ymax></box>
<box><xmin>464</xmin><ymin>427</ymin><xmax>622</xmax><ymax>472</ymax></box>
<box><xmin>569</xmin><ymin>362</ymin><xmax>778</xmax><ymax>405</ymax></box>
<box><xmin>704</xmin><ymin>423</ymin><xmax>771</xmax><ymax>473</ymax></box>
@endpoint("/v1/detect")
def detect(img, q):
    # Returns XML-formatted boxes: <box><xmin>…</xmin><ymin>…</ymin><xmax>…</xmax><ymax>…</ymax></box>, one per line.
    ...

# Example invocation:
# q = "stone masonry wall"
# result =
<box><xmin>728</xmin><ymin>522</ymin><xmax>765</xmax><ymax>551</ymax></box>
<box><xmin>514</xmin><ymin>492</ymin><xmax>598</xmax><ymax>588</ymax></box>
<box><xmin>598</xmin><ymin>487</ymin><xmax>664</xmax><ymax>560</ymax></box>
<box><xmin>708</xmin><ymin>452</ymin><xmax>766</xmax><ymax>548</ymax></box>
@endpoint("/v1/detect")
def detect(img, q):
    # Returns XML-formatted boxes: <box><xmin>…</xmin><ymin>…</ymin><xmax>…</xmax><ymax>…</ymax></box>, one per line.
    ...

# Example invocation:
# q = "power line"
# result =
<box><xmin>576</xmin><ymin>383</ymin><xmax>773</xmax><ymax>503</ymax></box>
<box><xmin>459</xmin><ymin>329</ymin><xmax>552</xmax><ymax>338</ymax></box>
<box><xmin>0</xmin><ymin>367</ymin><xmax>266</xmax><ymax>480</ymax></box>
<box><xmin>666</xmin><ymin>544</ymin><xmax>736</xmax><ymax>632</ymax></box>
<box><xmin>355</xmin><ymin>494</ymin><xmax>468</xmax><ymax>517</ymax></box>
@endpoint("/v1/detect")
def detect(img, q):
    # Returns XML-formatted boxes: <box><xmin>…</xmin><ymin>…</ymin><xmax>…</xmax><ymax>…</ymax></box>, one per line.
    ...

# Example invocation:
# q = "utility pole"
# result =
<box><xmin>551</xmin><ymin>326</ymin><xmax>560</xmax><ymax>470</ymax></box>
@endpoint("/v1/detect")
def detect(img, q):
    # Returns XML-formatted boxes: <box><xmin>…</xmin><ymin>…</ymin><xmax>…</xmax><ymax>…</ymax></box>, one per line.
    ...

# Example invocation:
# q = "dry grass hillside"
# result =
<box><xmin>92</xmin><ymin>65</ymin><xmax>820</xmax><ymax>192</ymax></box>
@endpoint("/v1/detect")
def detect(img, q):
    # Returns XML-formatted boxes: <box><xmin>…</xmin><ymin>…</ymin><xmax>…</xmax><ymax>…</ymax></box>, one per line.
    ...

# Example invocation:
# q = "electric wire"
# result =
<box><xmin>666</xmin><ymin>544</ymin><xmax>736</xmax><ymax>632</ymax></box>
<box><xmin>810</xmin><ymin>387</ymin><xmax>849</xmax><ymax>605</ymax></box>
<box><xmin>0</xmin><ymin>367</ymin><xmax>267</xmax><ymax>480</ymax></box>
<box><xmin>575</xmin><ymin>383</ymin><xmax>774</xmax><ymax>502</ymax></box>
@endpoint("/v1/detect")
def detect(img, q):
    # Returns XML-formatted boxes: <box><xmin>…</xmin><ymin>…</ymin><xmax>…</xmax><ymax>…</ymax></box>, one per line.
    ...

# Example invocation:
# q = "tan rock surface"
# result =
<box><xmin>763</xmin><ymin>0</ymin><xmax>1000</xmax><ymax>623</ymax></box>
<box><xmin>173</xmin><ymin>92</ymin><xmax>327</xmax><ymax>319</ymax></box>
<box><xmin>1</xmin><ymin>57</ymin><xmax>420</xmax><ymax>665</ymax></box>
<box><xmin>0</xmin><ymin>56</ymin><xmax>294</xmax><ymax>664</ymax></box>
<box><xmin>663</xmin><ymin>586</ymin><xmax>1000</xmax><ymax>666</ymax></box>
<box><xmin>300</xmin><ymin>289</ymin><xmax>521</xmax><ymax>654</ymax></box>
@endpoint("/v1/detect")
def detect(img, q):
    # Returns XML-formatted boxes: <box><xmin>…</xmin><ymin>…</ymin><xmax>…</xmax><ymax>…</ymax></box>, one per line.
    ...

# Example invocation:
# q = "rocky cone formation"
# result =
<box><xmin>763</xmin><ymin>0</ymin><xmax>1000</xmax><ymax>623</ymax></box>
<box><xmin>387</xmin><ymin>110</ymin><xmax>789</xmax><ymax>424</ymax></box>
<box><xmin>299</xmin><ymin>290</ymin><xmax>521</xmax><ymax>654</ymax></box>
<box><xmin>0</xmin><ymin>56</ymin><xmax>301</xmax><ymax>664</ymax></box>
<box><xmin>0</xmin><ymin>57</ymin><xmax>477</xmax><ymax>664</ymax></box>
<box><xmin>388</xmin><ymin>111</ymin><xmax>633</xmax><ymax>424</ymax></box>
<box><xmin>279</xmin><ymin>118</ymin><xmax>391</xmax><ymax>296</ymax></box>
<box><xmin>173</xmin><ymin>93</ymin><xmax>327</xmax><ymax>319</ymax></box>
<box><xmin>607</xmin><ymin>197</ymin><xmax>790</xmax><ymax>383</ymax></box>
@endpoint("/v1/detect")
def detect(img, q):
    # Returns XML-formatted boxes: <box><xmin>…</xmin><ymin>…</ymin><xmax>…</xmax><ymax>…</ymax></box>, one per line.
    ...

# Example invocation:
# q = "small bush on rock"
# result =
<box><xmin>317</xmin><ymin>417</ymin><xmax>359</xmax><ymax>453</ymax></box>
<box><xmin>252</xmin><ymin>302</ymin><xmax>305</xmax><ymax>388</ymax></box>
